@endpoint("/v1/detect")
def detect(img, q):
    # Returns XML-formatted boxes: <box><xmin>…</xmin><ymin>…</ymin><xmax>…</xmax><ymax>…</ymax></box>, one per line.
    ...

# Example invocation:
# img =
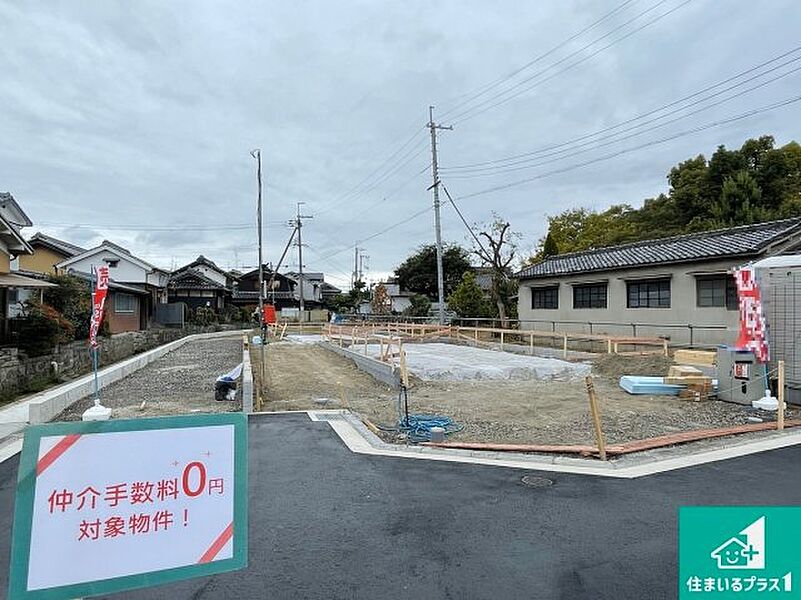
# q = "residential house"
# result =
<box><xmin>284</xmin><ymin>272</ymin><xmax>337</xmax><ymax>307</ymax></box>
<box><xmin>167</xmin><ymin>255</ymin><xmax>235</xmax><ymax>311</ymax></box>
<box><xmin>8</xmin><ymin>232</ymin><xmax>85</xmax><ymax>318</ymax></box>
<box><xmin>232</xmin><ymin>267</ymin><xmax>298</xmax><ymax>310</ymax></box>
<box><xmin>19</xmin><ymin>232</ymin><xmax>85</xmax><ymax>276</ymax></box>
<box><xmin>0</xmin><ymin>193</ymin><xmax>56</xmax><ymax>337</ymax></box>
<box><xmin>382</xmin><ymin>278</ymin><xmax>416</xmax><ymax>314</ymax></box>
<box><xmin>57</xmin><ymin>240</ymin><xmax>170</xmax><ymax>331</ymax></box>
<box><xmin>516</xmin><ymin>218</ymin><xmax>801</xmax><ymax>346</ymax></box>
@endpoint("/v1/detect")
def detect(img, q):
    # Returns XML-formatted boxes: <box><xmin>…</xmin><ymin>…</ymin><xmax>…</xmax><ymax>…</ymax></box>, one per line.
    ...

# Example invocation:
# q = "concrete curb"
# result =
<box><xmin>319</xmin><ymin>342</ymin><xmax>400</xmax><ymax>389</ymax></box>
<box><xmin>25</xmin><ymin>329</ymin><xmax>247</xmax><ymax>424</ymax></box>
<box><xmin>302</xmin><ymin>409</ymin><xmax>801</xmax><ymax>479</ymax></box>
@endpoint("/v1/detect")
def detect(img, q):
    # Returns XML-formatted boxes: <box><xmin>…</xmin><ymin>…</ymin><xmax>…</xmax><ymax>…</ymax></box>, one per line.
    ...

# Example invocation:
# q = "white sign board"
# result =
<box><xmin>9</xmin><ymin>414</ymin><xmax>247</xmax><ymax>599</ymax></box>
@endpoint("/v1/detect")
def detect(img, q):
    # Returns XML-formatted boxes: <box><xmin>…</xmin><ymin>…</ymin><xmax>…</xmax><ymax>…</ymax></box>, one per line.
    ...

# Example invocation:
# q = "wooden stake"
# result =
<box><xmin>530</xmin><ymin>332</ymin><xmax>534</xmax><ymax>355</ymax></box>
<box><xmin>500</xmin><ymin>330</ymin><xmax>504</xmax><ymax>351</ymax></box>
<box><xmin>607</xmin><ymin>339</ymin><xmax>612</xmax><ymax>354</ymax></box>
<box><xmin>562</xmin><ymin>334</ymin><xmax>568</xmax><ymax>359</ymax></box>
<box><xmin>778</xmin><ymin>360</ymin><xmax>786</xmax><ymax>431</ymax></box>
<box><xmin>399</xmin><ymin>347</ymin><xmax>410</xmax><ymax>388</ymax></box>
<box><xmin>585</xmin><ymin>376</ymin><xmax>607</xmax><ymax>461</ymax></box>
<box><xmin>663</xmin><ymin>339</ymin><xmax>669</xmax><ymax>357</ymax></box>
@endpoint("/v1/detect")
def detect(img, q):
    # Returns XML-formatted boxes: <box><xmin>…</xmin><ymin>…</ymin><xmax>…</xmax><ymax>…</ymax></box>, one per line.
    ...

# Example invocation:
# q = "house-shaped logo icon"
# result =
<box><xmin>710</xmin><ymin>516</ymin><xmax>765</xmax><ymax>570</ymax></box>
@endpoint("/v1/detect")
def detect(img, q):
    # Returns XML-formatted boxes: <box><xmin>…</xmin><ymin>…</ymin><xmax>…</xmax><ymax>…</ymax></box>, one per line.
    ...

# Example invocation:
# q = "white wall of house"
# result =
<box><xmin>391</xmin><ymin>296</ymin><xmax>412</xmax><ymax>313</ymax></box>
<box><xmin>193</xmin><ymin>265</ymin><xmax>227</xmax><ymax>286</ymax></box>
<box><xmin>66</xmin><ymin>251</ymin><xmax>150</xmax><ymax>283</ymax></box>
<box><xmin>517</xmin><ymin>258</ymin><xmax>744</xmax><ymax>346</ymax></box>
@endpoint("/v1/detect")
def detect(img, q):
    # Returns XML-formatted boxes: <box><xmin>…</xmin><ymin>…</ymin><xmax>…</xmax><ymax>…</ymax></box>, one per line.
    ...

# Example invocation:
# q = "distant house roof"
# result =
<box><xmin>28</xmin><ymin>232</ymin><xmax>85</xmax><ymax>258</ymax></box>
<box><xmin>168</xmin><ymin>268</ymin><xmax>227</xmax><ymax>291</ymax></box>
<box><xmin>0</xmin><ymin>192</ymin><xmax>33</xmax><ymax>228</ymax></box>
<box><xmin>320</xmin><ymin>281</ymin><xmax>341</xmax><ymax>294</ymax></box>
<box><xmin>57</xmin><ymin>239</ymin><xmax>157</xmax><ymax>272</ymax></box>
<box><xmin>517</xmin><ymin>218</ymin><xmax>801</xmax><ymax>280</ymax></box>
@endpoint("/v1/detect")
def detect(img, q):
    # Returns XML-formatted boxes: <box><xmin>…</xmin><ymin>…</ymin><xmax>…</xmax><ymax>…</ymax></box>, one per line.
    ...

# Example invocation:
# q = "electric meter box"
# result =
<box><xmin>716</xmin><ymin>347</ymin><xmax>764</xmax><ymax>405</ymax></box>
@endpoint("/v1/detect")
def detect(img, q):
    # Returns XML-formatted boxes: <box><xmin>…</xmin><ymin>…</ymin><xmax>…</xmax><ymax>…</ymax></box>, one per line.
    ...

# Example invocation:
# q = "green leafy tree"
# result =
<box><xmin>447</xmin><ymin>272</ymin><xmax>491</xmax><ymax>318</ymax></box>
<box><xmin>541</xmin><ymin>231</ymin><xmax>559</xmax><ymax>257</ymax></box>
<box><xmin>395</xmin><ymin>244</ymin><xmax>472</xmax><ymax>299</ymax></box>
<box><xmin>708</xmin><ymin>171</ymin><xmax>766</xmax><ymax>227</ymax></box>
<box><xmin>530</xmin><ymin>134</ymin><xmax>801</xmax><ymax>262</ymax></box>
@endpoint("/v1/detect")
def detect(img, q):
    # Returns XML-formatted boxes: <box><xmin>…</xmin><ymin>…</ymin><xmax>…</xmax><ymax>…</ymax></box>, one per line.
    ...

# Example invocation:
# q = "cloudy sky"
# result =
<box><xmin>2</xmin><ymin>0</ymin><xmax>800</xmax><ymax>289</ymax></box>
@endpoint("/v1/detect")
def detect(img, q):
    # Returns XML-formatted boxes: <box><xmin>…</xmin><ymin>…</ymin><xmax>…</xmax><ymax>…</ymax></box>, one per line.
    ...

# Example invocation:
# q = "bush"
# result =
<box><xmin>18</xmin><ymin>300</ymin><xmax>74</xmax><ymax>356</ymax></box>
<box><xmin>191</xmin><ymin>306</ymin><xmax>218</xmax><ymax>326</ymax></box>
<box><xmin>42</xmin><ymin>274</ymin><xmax>109</xmax><ymax>341</ymax></box>
<box><xmin>402</xmin><ymin>294</ymin><xmax>431</xmax><ymax>317</ymax></box>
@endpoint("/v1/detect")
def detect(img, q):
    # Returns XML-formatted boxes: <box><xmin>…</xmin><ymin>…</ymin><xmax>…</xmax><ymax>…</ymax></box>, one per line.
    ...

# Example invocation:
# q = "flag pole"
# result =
<box><xmin>83</xmin><ymin>265</ymin><xmax>111</xmax><ymax>421</ymax></box>
<box><xmin>92</xmin><ymin>267</ymin><xmax>100</xmax><ymax>407</ymax></box>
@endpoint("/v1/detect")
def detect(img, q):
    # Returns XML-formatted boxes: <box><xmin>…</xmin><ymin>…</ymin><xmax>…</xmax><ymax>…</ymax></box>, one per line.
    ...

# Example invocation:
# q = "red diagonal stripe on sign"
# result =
<box><xmin>198</xmin><ymin>522</ymin><xmax>234</xmax><ymax>564</ymax></box>
<box><xmin>36</xmin><ymin>434</ymin><xmax>82</xmax><ymax>476</ymax></box>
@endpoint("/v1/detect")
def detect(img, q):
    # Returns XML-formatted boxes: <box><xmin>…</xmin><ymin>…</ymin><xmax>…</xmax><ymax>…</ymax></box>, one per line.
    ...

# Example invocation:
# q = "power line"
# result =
<box><xmin>455</xmin><ymin>94</ymin><xmax>801</xmax><ymax>201</ymax></box>
<box><xmin>448</xmin><ymin>0</ymin><xmax>692</xmax><ymax>125</ymax></box>
<box><xmin>312</xmin><ymin>159</ymin><xmax>431</xmax><ymax>251</ymax></box>
<box><xmin>436</xmin><ymin>0</ymin><xmax>639</xmax><ymax>120</ymax></box>
<box><xmin>315</xmin><ymin>125</ymin><xmax>427</xmax><ymax>217</ymax></box>
<box><xmin>316</xmin><ymin>205</ymin><xmax>434</xmax><ymax>262</ymax></box>
<box><xmin>441</xmin><ymin>62</ymin><xmax>801</xmax><ymax>179</ymax></box>
<box><xmin>36</xmin><ymin>221</ymin><xmax>290</xmax><ymax>231</ymax></box>
<box><xmin>441</xmin><ymin>184</ymin><xmax>489</xmax><ymax>258</ymax></box>
<box><xmin>441</xmin><ymin>46</ymin><xmax>801</xmax><ymax>173</ymax></box>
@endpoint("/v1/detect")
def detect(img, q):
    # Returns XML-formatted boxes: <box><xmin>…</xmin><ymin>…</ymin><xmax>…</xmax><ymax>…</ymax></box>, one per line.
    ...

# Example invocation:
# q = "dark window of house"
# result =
<box><xmin>573</xmin><ymin>283</ymin><xmax>607</xmax><ymax>309</ymax></box>
<box><xmin>114</xmin><ymin>293</ymin><xmax>136</xmax><ymax>313</ymax></box>
<box><xmin>104</xmin><ymin>258</ymin><xmax>120</xmax><ymax>268</ymax></box>
<box><xmin>627</xmin><ymin>278</ymin><xmax>671</xmax><ymax>308</ymax></box>
<box><xmin>697</xmin><ymin>276</ymin><xmax>738</xmax><ymax>310</ymax></box>
<box><xmin>531</xmin><ymin>286</ymin><xmax>558</xmax><ymax>309</ymax></box>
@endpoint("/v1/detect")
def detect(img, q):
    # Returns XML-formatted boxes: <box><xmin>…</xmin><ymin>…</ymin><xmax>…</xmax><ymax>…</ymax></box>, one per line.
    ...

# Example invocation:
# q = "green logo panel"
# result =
<box><xmin>680</xmin><ymin>507</ymin><xmax>801</xmax><ymax>598</ymax></box>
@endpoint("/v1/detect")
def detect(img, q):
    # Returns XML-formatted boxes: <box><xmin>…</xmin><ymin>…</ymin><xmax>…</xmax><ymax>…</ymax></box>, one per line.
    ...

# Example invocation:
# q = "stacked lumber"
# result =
<box><xmin>673</xmin><ymin>349</ymin><xmax>716</xmax><ymax>366</ymax></box>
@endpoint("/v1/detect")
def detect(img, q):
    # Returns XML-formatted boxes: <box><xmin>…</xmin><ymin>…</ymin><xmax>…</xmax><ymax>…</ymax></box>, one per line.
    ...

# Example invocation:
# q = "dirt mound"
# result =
<box><xmin>592</xmin><ymin>353</ymin><xmax>673</xmax><ymax>381</ymax></box>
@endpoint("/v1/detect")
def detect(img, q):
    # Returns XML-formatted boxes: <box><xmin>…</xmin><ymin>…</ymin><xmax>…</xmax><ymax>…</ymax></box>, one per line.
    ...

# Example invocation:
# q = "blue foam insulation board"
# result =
<box><xmin>619</xmin><ymin>376</ymin><xmax>683</xmax><ymax>396</ymax></box>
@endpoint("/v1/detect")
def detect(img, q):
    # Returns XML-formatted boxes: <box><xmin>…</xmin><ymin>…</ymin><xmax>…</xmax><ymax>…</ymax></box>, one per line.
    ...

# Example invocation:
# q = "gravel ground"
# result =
<box><xmin>255</xmin><ymin>341</ymin><xmax>800</xmax><ymax>446</ymax></box>
<box><xmin>57</xmin><ymin>338</ymin><xmax>243</xmax><ymax>421</ymax></box>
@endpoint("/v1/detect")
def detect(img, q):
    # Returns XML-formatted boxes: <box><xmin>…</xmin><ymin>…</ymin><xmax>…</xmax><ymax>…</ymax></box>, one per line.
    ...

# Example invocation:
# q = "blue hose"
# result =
<box><xmin>394</xmin><ymin>414</ymin><xmax>463</xmax><ymax>443</ymax></box>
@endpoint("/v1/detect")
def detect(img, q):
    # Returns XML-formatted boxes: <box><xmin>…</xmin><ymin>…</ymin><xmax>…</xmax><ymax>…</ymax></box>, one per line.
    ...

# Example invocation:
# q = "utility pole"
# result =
<box><xmin>428</xmin><ymin>105</ymin><xmax>452</xmax><ymax>325</ymax></box>
<box><xmin>352</xmin><ymin>246</ymin><xmax>360</xmax><ymax>289</ymax></box>
<box><xmin>295</xmin><ymin>202</ymin><xmax>313</xmax><ymax>317</ymax></box>
<box><xmin>358</xmin><ymin>250</ymin><xmax>369</xmax><ymax>283</ymax></box>
<box><xmin>250</xmin><ymin>149</ymin><xmax>265</xmax><ymax>380</ymax></box>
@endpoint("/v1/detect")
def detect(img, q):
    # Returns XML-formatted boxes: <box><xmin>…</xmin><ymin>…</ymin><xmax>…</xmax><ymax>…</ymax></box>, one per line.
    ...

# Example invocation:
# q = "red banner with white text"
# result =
<box><xmin>734</xmin><ymin>266</ymin><xmax>769</xmax><ymax>363</ymax></box>
<box><xmin>89</xmin><ymin>266</ymin><xmax>110</xmax><ymax>348</ymax></box>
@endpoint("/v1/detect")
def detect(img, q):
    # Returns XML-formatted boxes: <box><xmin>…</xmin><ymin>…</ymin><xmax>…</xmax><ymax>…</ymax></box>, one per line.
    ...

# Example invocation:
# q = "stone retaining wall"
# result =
<box><xmin>0</xmin><ymin>325</ymin><xmax>249</xmax><ymax>398</ymax></box>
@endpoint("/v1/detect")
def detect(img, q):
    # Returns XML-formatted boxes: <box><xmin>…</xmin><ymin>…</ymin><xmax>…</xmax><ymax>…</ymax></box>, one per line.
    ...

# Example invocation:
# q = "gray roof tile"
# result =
<box><xmin>517</xmin><ymin>218</ymin><xmax>801</xmax><ymax>280</ymax></box>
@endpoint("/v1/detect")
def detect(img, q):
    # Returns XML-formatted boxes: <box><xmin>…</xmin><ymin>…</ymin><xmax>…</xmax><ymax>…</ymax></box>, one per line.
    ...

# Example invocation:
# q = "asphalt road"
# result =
<box><xmin>1</xmin><ymin>414</ymin><xmax>800</xmax><ymax>599</ymax></box>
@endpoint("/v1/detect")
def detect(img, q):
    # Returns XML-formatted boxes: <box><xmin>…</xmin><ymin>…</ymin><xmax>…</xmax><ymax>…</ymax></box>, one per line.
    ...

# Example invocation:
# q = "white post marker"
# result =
<box><xmin>8</xmin><ymin>413</ymin><xmax>247</xmax><ymax>599</ymax></box>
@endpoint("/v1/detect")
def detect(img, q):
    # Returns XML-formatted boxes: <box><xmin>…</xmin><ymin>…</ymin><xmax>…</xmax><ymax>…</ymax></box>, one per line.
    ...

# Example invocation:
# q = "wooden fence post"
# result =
<box><xmin>563</xmin><ymin>334</ymin><xmax>568</xmax><ymax>359</ymax></box>
<box><xmin>530</xmin><ymin>332</ymin><xmax>534</xmax><ymax>355</ymax></box>
<box><xmin>585</xmin><ymin>376</ymin><xmax>607</xmax><ymax>461</ymax></box>
<box><xmin>500</xmin><ymin>330</ymin><xmax>504</xmax><ymax>351</ymax></box>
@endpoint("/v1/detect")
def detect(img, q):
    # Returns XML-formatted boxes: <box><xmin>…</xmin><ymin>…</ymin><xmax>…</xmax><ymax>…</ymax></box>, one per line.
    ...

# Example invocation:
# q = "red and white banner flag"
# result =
<box><xmin>88</xmin><ymin>266</ymin><xmax>110</xmax><ymax>348</ymax></box>
<box><xmin>734</xmin><ymin>266</ymin><xmax>770</xmax><ymax>363</ymax></box>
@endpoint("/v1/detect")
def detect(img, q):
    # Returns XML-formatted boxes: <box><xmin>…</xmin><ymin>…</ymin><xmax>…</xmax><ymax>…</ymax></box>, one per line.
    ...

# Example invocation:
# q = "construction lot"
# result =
<box><xmin>58</xmin><ymin>337</ymin><xmax>244</xmax><ymax>421</ymax></box>
<box><xmin>253</xmin><ymin>332</ymin><xmax>795</xmax><ymax>447</ymax></box>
